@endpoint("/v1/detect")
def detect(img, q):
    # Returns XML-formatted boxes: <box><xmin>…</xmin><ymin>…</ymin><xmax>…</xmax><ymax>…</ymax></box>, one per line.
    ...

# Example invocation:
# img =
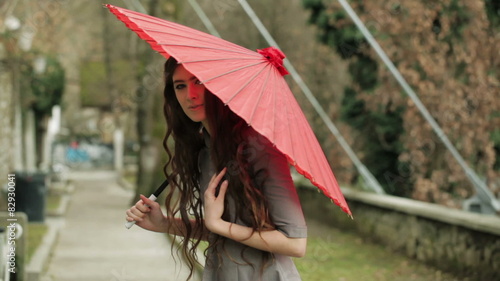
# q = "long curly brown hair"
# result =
<box><xmin>162</xmin><ymin>57</ymin><xmax>275</xmax><ymax>279</ymax></box>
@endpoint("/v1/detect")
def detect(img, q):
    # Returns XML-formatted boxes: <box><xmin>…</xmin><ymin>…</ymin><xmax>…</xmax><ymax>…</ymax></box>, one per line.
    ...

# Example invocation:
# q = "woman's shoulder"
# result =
<box><xmin>241</xmin><ymin>127</ymin><xmax>289</xmax><ymax>163</ymax></box>
<box><xmin>242</xmin><ymin>127</ymin><xmax>272</xmax><ymax>150</ymax></box>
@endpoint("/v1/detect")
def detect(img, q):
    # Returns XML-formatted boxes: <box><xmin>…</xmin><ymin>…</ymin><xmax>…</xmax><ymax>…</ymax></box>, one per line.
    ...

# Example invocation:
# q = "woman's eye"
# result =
<box><xmin>195</xmin><ymin>80</ymin><xmax>203</xmax><ymax>85</ymax></box>
<box><xmin>175</xmin><ymin>84</ymin><xmax>186</xmax><ymax>90</ymax></box>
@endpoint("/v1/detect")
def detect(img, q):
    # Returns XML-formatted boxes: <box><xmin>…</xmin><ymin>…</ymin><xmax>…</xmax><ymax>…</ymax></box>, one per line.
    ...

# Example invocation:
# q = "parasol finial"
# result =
<box><xmin>257</xmin><ymin>47</ymin><xmax>290</xmax><ymax>76</ymax></box>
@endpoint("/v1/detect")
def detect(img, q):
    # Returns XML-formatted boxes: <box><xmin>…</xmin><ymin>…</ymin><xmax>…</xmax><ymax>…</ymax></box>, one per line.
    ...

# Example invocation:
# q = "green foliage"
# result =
<box><xmin>453</xmin><ymin>61</ymin><xmax>469</xmax><ymax>84</ymax></box>
<box><xmin>348</xmin><ymin>55</ymin><xmax>378</xmax><ymax>91</ymax></box>
<box><xmin>491</xmin><ymin>129</ymin><xmax>500</xmax><ymax>170</ymax></box>
<box><xmin>413</xmin><ymin>61</ymin><xmax>427</xmax><ymax>80</ymax></box>
<box><xmin>302</xmin><ymin>0</ymin><xmax>326</xmax><ymax>23</ymax></box>
<box><xmin>80</xmin><ymin>59</ymin><xmax>138</xmax><ymax>108</ymax></box>
<box><xmin>29</xmin><ymin>57</ymin><xmax>65</xmax><ymax>116</ymax></box>
<box><xmin>80</xmin><ymin>61</ymin><xmax>111</xmax><ymax>107</ymax></box>
<box><xmin>295</xmin><ymin>221</ymin><xmax>460</xmax><ymax>280</ymax></box>
<box><xmin>340</xmin><ymin>87</ymin><xmax>366</xmax><ymax>128</ymax></box>
<box><xmin>341</xmin><ymin>86</ymin><xmax>406</xmax><ymax>195</ymax></box>
<box><xmin>303</xmin><ymin>0</ymin><xmax>407</xmax><ymax>195</ymax></box>
<box><xmin>303</xmin><ymin>0</ymin><xmax>364</xmax><ymax>59</ymax></box>
<box><xmin>441</xmin><ymin>0</ymin><xmax>470</xmax><ymax>43</ymax></box>
<box><xmin>484</xmin><ymin>0</ymin><xmax>500</xmax><ymax>28</ymax></box>
<box><xmin>27</xmin><ymin>223</ymin><xmax>48</xmax><ymax>264</ymax></box>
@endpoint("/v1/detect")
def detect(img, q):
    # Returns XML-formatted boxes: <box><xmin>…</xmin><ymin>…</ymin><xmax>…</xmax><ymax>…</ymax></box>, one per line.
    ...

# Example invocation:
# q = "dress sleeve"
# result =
<box><xmin>246</xmin><ymin>131</ymin><xmax>308</xmax><ymax>238</ymax></box>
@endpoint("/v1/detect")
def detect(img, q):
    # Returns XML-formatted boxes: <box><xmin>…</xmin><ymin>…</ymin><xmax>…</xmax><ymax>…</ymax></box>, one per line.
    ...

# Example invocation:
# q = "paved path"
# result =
<box><xmin>43</xmin><ymin>170</ymin><xmax>195</xmax><ymax>281</ymax></box>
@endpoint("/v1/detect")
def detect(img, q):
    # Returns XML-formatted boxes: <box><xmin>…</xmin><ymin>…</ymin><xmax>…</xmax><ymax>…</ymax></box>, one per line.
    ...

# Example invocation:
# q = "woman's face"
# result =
<box><xmin>172</xmin><ymin>64</ymin><xmax>208</xmax><ymax>126</ymax></box>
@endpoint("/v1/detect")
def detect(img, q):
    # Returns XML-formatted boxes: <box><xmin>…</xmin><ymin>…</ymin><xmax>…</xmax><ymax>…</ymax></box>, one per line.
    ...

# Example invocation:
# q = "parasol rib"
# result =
<box><xmin>210</xmin><ymin>64</ymin><xmax>267</xmax><ymax>102</ymax></box>
<box><xmin>248</xmin><ymin>67</ymin><xmax>272</xmax><ymax>125</ymax></box>
<box><xmin>123</xmin><ymin>13</ymin><xmax>254</xmax><ymax>52</ymax></box>
<box><xmin>156</xmin><ymin>43</ymin><xmax>261</xmax><ymax>58</ymax></box>
<box><xmin>180</xmin><ymin>57</ymin><xmax>261</xmax><ymax>64</ymax></box>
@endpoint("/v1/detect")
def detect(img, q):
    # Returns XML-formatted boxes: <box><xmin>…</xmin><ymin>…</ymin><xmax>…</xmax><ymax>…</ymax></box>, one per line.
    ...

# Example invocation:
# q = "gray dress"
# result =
<box><xmin>198</xmin><ymin>128</ymin><xmax>307</xmax><ymax>281</ymax></box>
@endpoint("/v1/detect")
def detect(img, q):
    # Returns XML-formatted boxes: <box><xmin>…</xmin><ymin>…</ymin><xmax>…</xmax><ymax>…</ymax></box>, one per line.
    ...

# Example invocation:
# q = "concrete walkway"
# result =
<box><xmin>42</xmin><ymin>170</ymin><xmax>194</xmax><ymax>281</ymax></box>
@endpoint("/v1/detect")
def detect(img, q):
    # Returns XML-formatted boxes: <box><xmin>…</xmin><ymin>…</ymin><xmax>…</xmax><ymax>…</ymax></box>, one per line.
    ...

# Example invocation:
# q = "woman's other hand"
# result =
<box><xmin>204</xmin><ymin>168</ymin><xmax>229</xmax><ymax>233</ymax></box>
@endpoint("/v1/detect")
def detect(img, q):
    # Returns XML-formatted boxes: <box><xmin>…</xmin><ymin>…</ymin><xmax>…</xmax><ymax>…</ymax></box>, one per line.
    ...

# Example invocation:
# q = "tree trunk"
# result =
<box><xmin>24</xmin><ymin>110</ymin><xmax>37</xmax><ymax>172</ymax></box>
<box><xmin>0</xmin><ymin>43</ymin><xmax>16</xmax><ymax>177</ymax></box>
<box><xmin>101</xmin><ymin>4</ymin><xmax>125</xmax><ymax>174</ymax></box>
<box><xmin>133</xmin><ymin>0</ymin><xmax>161</xmax><ymax>204</ymax></box>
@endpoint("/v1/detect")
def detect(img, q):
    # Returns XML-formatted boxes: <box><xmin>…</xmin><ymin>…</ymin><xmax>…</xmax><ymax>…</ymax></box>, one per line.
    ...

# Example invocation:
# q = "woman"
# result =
<box><xmin>126</xmin><ymin>57</ymin><xmax>307</xmax><ymax>281</ymax></box>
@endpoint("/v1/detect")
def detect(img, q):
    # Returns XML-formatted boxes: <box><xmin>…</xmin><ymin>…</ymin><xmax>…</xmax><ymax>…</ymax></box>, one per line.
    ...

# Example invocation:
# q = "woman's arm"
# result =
<box><xmin>126</xmin><ymin>195</ymin><xmax>209</xmax><ymax>240</ymax></box>
<box><xmin>203</xmin><ymin>168</ymin><xmax>307</xmax><ymax>257</ymax></box>
<box><xmin>207</xmin><ymin>219</ymin><xmax>307</xmax><ymax>257</ymax></box>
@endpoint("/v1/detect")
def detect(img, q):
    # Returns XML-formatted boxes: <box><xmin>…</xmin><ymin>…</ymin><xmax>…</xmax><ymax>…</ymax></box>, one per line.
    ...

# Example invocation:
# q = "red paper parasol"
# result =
<box><xmin>106</xmin><ymin>4</ymin><xmax>352</xmax><ymax>217</ymax></box>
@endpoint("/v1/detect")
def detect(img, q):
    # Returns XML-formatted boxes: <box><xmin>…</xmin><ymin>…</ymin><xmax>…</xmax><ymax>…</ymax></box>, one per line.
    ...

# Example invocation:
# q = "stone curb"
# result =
<box><xmin>26</xmin><ymin>182</ymin><xmax>73</xmax><ymax>281</ymax></box>
<box><xmin>25</xmin><ymin>219</ymin><xmax>62</xmax><ymax>281</ymax></box>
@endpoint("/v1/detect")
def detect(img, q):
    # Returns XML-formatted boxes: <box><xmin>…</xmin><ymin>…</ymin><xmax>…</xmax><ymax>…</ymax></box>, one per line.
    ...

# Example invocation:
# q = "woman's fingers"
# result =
<box><xmin>217</xmin><ymin>179</ymin><xmax>229</xmax><ymax>199</ymax></box>
<box><xmin>209</xmin><ymin>167</ymin><xmax>227</xmax><ymax>186</ymax></box>
<box><xmin>134</xmin><ymin>196</ymin><xmax>152</xmax><ymax>212</ymax></box>
<box><xmin>206</xmin><ymin>168</ymin><xmax>228</xmax><ymax>198</ymax></box>
<box><xmin>140</xmin><ymin>194</ymin><xmax>160</xmax><ymax>209</ymax></box>
<box><xmin>126</xmin><ymin>195</ymin><xmax>154</xmax><ymax>222</ymax></box>
<box><xmin>126</xmin><ymin>207</ymin><xmax>144</xmax><ymax>222</ymax></box>
<box><xmin>203</xmin><ymin>169</ymin><xmax>229</xmax><ymax>233</ymax></box>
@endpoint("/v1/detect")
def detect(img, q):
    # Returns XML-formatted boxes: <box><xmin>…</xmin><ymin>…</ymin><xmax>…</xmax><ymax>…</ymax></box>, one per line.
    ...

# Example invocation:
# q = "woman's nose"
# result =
<box><xmin>188</xmin><ymin>85</ymin><xmax>199</xmax><ymax>99</ymax></box>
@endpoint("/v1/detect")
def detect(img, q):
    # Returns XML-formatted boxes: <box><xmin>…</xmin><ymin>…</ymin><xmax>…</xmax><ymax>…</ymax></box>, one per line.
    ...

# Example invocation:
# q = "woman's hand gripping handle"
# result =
<box><xmin>125</xmin><ymin>194</ymin><xmax>166</xmax><ymax>231</ymax></box>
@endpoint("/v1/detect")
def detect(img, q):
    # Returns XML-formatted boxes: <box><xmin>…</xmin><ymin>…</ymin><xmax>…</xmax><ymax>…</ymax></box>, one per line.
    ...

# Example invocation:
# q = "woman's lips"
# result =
<box><xmin>189</xmin><ymin>104</ymin><xmax>204</xmax><ymax>110</ymax></box>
